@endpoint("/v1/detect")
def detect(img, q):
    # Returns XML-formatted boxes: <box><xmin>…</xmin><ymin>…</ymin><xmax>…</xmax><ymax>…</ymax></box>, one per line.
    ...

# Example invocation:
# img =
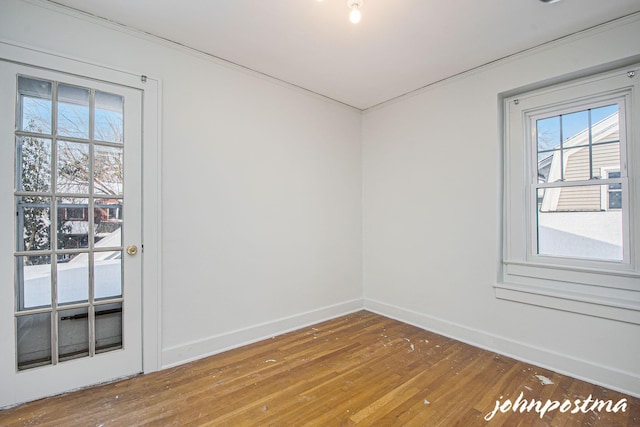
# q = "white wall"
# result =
<box><xmin>3</xmin><ymin>0</ymin><xmax>640</xmax><ymax>400</ymax></box>
<box><xmin>363</xmin><ymin>16</ymin><xmax>640</xmax><ymax>396</ymax></box>
<box><xmin>1</xmin><ymin>0</ymin><xmax>363</xmax><ymax>368</ymax></box>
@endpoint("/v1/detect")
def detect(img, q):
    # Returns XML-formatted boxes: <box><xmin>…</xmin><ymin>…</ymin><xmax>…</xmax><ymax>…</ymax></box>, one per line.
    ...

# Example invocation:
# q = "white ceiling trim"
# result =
<box><xmin>28</xmin><ymin>1</ymin><xmax>640</xmax><ymax>112</ymax></box>
<box><xmin>364</xmin><ymin>12</ymin><xmax>640</xmax><ymax>113</ymax></box>
<box><xmin>28</xmin><ymin>0</ymin><xmax>362</xmax><ymax>112</ymax></box>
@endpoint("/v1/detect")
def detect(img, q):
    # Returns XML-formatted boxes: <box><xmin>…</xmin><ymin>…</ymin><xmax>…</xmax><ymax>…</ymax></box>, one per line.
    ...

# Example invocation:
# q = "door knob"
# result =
<box><xmin>126</xmin><ymin>245</ymin><xmax>138</xmax><ymax>256</ymax></box>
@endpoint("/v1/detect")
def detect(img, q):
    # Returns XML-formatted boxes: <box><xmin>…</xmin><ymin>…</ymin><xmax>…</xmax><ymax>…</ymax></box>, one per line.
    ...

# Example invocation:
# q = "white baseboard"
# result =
<box><xmin>161</xmin><ymin>299</ymin><xmax>364</xmax><ymax>368</ymax></box>
<box><xmin>364</xmin><ymin>298</ymin><xmax>640</xmax><ymax>398</ymax></box>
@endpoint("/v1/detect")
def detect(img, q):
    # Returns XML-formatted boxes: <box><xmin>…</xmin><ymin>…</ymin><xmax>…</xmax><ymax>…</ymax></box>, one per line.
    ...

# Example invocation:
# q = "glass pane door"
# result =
<box><xmin>0</xmin><ymin>61</ymin><xmax>142</xmax><ymax>408</ymax></box>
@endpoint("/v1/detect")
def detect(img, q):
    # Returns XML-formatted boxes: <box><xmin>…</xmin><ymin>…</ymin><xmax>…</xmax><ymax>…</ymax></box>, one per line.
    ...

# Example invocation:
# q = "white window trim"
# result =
<box><xmin>499</xmin><ymin>64</ymin><xmax>640</xmax><ymax>324</ymax></box>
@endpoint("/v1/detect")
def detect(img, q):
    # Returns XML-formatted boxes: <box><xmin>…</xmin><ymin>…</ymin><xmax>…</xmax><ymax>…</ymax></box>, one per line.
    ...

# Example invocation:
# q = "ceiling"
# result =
<box><xmin>50</xmin><ymin>0</ymin><xmax>640</xmax><ymax>110</ymax></box>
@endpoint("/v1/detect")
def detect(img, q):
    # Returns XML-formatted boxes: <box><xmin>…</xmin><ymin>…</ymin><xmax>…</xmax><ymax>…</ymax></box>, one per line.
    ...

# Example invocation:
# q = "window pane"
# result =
<box><xmin>57</xmin><ymin>84</ymin><xmax>89</xmax><ymax>139</ymax></box>
<box><xmin>562</xmin><ymin>145</ymin><xmax>590</xmax><ymax>181</ymax></box>
<box><xmin>608</xmin><ymin>191</ymin><xmax>622</xmax><ymax>209</ymax></box>
<box><xmin>592</xmin><ymin>105</ymin><xmax>619</xmax><ymax>144</ymax></box>
<box><xmin>94</xmin><ymin>145</ymin><xmax>123</xmax><ymax>196</ymax></box>
<box><xmin>591</xmin><ymin>142</ymin><xmax>620</xmax><ymax>179</ymax></box>
<box><xmin>17</xmin><ymin>196</ymin><xmax>51</xmax><ymax>252</ymax></box>
<box><xmin>608</xmin><ymin>171</ymin><xmax>621</xmax><ymax>180</ymax></box>
<box><xmin>537</xmin><ymin>185</ymin><xmax>623</xmax><ymax>261</ymax></box>
<box><xmin>537</xmin><ymin>150</ymin><xmax>555</xmax><ymax>183</ymax></box>
<box><xmin>95</xmin><ymin>91</ymin><xmax>124</xmax><ymax>144</ymax></box>
<box><xmin>536</xmin><ymin>113</ymin><xmax>574</xmax><ymax>183</ymax></box>
<box><xmin>57</xmin><ymin>197</ymin><xmax>89</xmax><ymax>250</ymax></box>
<box><xmin>94</xmin><ymin>251</ymin><xmax>122</xmax><ymax>300</ymax></box>
<box><xmin>18</xmin><ymin>76</ymin><xmax>52</xmax><ymax>134</ymax></box>
<box><xmin>17</xmin><ymin>136</ymin><xmax>51</xmax><ymax>193</ymax></box>
<box><xmin>57</xmin><ymin>253</ymin><xmax>89</xmax><ymax>305</ymax></box>
<box><xmin>95</xmin><ymin>199</ymin><xmax>122</xmax><ymax>247</ymax></box>
<box><xmin>17</xmin><ymin>255</ymin><xmax>52</xmax><ymax>310</ymax></box>
<box><xmin>58</xmin><ymin>308</ymin><xmax>89</xmax><ymax>362</ymax></box>
<box><xmin>95</xmin><ymin>303</ymin><xmax>122</xmax><ymax>354</ymax></box>
<box><xmin>57</xmin><ymin>140</ymin><xmax>89</xmax><ymax>194</ymax></box>
<box><xmin>17</xmin><ymin>312</ymin><xmax>52</xmax><ymax>370</ymax></box>
<box><xmin>561</xmin><ymin>110</ymin><xmax>589</xmax><ymax>144</ymax></box>
<box><xmin>536</xmin><ymin>116</ymin><xmax>560</xmax><ymax>152</ymax></box>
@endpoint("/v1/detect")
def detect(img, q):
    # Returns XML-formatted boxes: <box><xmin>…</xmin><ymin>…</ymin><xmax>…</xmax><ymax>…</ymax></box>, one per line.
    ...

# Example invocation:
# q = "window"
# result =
<box><xmin>606</xmin><ymin>170</ymin><xmax>622</xmax><ymax>210</ymax></box>
<box><xmin>500</xmin><ymin>65</ymin><xmax>640</xmax><ymax>324</ymax></box>
<box><xmin>533</xmin><ymin>100</ymin><xmax>625</xmax><ymax>262</ymax></box>
<box><xmin>61</xmin><ymin>206</ymin><xmax>88</xmax><ymax>221</ymax></box>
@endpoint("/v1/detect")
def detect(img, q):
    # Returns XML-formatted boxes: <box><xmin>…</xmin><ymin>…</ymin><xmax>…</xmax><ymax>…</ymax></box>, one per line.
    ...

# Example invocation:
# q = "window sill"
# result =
<box><xmin>495</xmin><ymin>281</ymin><xmax>640</xmax><ymax>325</ymax></box>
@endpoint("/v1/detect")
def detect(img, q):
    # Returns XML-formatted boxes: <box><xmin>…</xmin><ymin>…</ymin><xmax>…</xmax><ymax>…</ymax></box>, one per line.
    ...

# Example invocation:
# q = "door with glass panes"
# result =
<box><xmin>0</xmin><ymin>61</ymin><xmax>142</xmax><ymax>407</ymax></box>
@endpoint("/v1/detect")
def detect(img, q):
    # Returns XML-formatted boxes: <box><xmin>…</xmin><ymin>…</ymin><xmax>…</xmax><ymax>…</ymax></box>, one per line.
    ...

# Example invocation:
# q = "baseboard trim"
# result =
<box><xmin>161</xmin><ymin>299</ymin><xmax>364</xmax><ymax>368</ymax></box>
<box><xmin>364</xmin><ymin>298</ymin><xmax>640</xmax><ymax>398</ymax></box>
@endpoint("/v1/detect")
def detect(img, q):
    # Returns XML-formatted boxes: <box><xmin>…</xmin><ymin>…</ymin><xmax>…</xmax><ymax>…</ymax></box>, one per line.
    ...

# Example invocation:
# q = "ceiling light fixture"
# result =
<box><xmin>347</xmin><ymin>0</ymin><xmax>362</xmax><ymax>24</ymax></box>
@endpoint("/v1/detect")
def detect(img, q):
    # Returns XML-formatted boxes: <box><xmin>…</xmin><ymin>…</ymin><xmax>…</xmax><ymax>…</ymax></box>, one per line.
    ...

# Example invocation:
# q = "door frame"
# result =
<box><xmin>0</xmin><ymin>39</ymin><xmax>161</xmax><ymax>407</ymax></box>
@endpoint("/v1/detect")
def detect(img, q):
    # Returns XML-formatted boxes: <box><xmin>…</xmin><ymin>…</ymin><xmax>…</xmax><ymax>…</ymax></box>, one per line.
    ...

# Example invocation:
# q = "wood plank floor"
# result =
<box><xmin>1</xmin><ymin>311</ymin><xmax>638</xmax><ymax>426</ymax></box>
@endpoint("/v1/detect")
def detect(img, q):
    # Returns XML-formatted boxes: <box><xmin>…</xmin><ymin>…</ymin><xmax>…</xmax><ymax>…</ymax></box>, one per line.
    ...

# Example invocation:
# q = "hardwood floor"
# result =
<box><xmin>1</xmin><ymin>311</ymin><xmax>638</xmax><ymax>426</ymax></box>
